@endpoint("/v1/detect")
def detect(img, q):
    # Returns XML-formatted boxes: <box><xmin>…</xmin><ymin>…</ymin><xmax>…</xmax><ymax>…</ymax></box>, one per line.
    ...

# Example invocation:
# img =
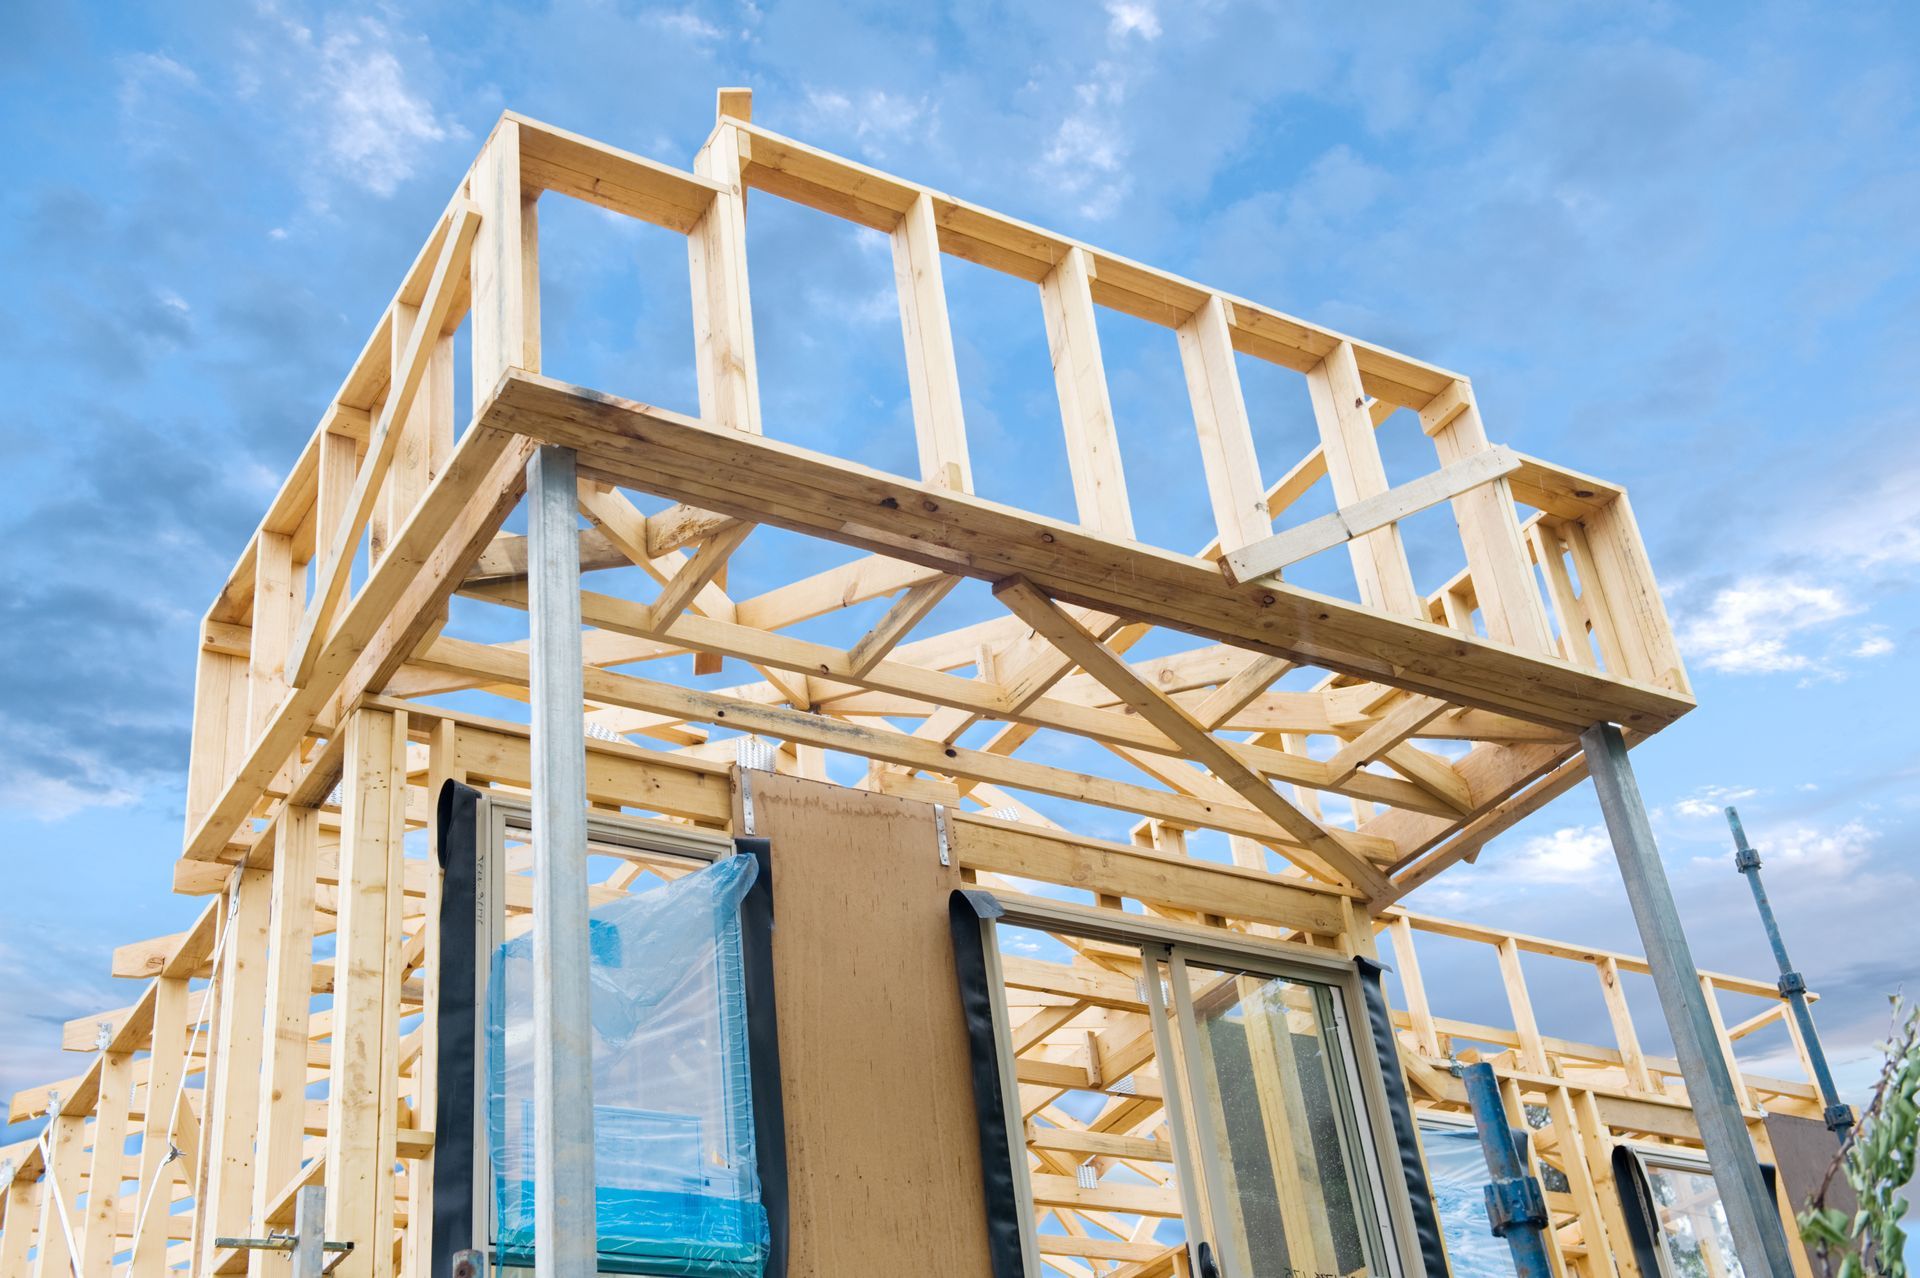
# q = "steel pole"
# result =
<box><xmin>1460</xmin><ymin>1063</ymin><xmax>1555</xmax><ymax>1278</ymax></box>
<box><xmin>1726</xmin><ymin>806</ymin><xmax>1854</xmax><ymax>1136</ymax></box>
<box><xmin>527</xmin><ymin>445</ymin><xmax>598</xmax><ymax>1278</ymax></box>
<box><xmin>291</xmin><ymin>1184</ymin><xmax>326</xmax><ymax>1278</ymax></box>
<box><xmin>1582</xmin><ymin>723</ymin><xmax>1796</xmax><ymax>1277</ymax></box>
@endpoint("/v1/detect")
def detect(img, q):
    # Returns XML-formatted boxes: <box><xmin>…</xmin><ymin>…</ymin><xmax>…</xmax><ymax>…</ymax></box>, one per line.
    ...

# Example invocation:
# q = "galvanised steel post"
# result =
<box><xmin>1460</xmin><ymin>1062</ymin><xmax>1554</xmax><ymax>1278</ymax></box>
<box><xmin>1726</xmin><ymin>806</ymin><xmax>1854</xmax><ymax>1137</ymax></box>
<box><xmin>1582</xmin><ymin>723</ymin><xmax>1796</xmax><ymax>1277</ymax></box>
<box><xmin>527</xmin><ymin>445</ymin><xmax>598</xmax><ymax>1278</ymax></box>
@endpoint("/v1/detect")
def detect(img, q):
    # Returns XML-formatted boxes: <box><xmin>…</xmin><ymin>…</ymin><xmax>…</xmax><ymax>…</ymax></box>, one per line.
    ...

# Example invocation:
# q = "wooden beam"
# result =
<box><xmin>993</xmin><ymin>577</ymin><xmax>1390</xmax><ymax>894</ymax></box>
<box><xmin>690</xmin><ymin>121</ymin><xmax>760</xmax><ymax>433</ymax></box>
<box><xmin>1420</xmin><ymin>380</ymin><xmax>1554</xmax><ymax>654</ymax></box>
<box><xmin>1177</xmin><ymin>295</ymin><xmax>1270</xmax><ymax>551</ymax></box>
<box><xmin>491</xmin><ymin>372</ymin><xmax>1693</xmax><ymax>731</ymax></box>
<box><xmin>290</xmin><ymin>203</ymin><xmax>482</xmax><ymax>689</ymax></box>
<box><xmin>1306</xmin><ymin>341</ymin><xmax>1422</xmax><ymax>617</ymax></box>
<box><xmin>1041</xmin><ymin>246</ymin><xmax>1132</xmax><ymax>536</ymax></box>
<box><xmin>846</xmin><ymin>575</ymin><xmax>958</xmax><ymax>675</ymax></box>
<box><xmin>1223</xmin><ymin>446</ymin><xmax>1522</xmax><ymax>587</ymax></box>
<box><xmin>893</xmin><ymin>191</ymin><xmax>972</xmax><ymax>491</ymax></box>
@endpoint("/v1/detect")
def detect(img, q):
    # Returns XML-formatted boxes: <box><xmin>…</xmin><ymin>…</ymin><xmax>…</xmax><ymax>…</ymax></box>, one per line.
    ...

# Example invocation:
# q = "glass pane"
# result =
<box><xmin>1180</xmin><ymin>962</ymin><xmax>1382</xmax><ymax>1277</ymax></box>
<box><xmin>995</xmin><ymin>925</ymin><xmax>1198</xmax><ymax>1275</ymax></box>
<box><xmin>1645</xmin><ymin>1162</ymin><xmax>1744</xmax><ymax>1278</ymax></box>
<box><xmin>488</xmin><ymin>836</ymin><xmax>768</xmax><ymax>1276</ymax></box>
<box><xmin>1417</xmin><ymin>1119</ymin><xmax>1519</xmax><ymax>1278</ymax></box>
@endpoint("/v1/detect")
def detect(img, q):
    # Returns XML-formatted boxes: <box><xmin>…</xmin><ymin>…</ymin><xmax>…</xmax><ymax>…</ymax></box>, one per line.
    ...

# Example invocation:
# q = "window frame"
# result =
<box><xmin>468</xmin><ymin>793</ymin><xmax>742</xmax><ymax>1274</ymax></box>
<box><xmin>978</xmin><ymin>894</ymin><xmax>1423</xmax><ymax>1278</ymax></box>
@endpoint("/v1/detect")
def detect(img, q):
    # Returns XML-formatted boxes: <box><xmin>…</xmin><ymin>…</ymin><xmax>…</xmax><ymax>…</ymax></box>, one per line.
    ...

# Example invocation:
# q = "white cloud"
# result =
<box><xmin>800</xmin><ymin>88</ymin><xmax>931</xmax><ymax>158</ymax></box>
<box><xmin>310</xmin><ymin>20</ymin><xmax>452</xmax><ymax>196</ymax></box>
<box><xmin>1501</xmin><ymin>824</ymin><xmax>1613</xmax><ymax>884</ymax></box>
<box><xmin>1672</xmin><ymin>784</ymin><xmax>1757</xmax><ymax>819</ymax></box>
<box><xmin>1676</xmin><ymin>576</ymin><xmax>1860</xmax><ymax>674</ymax></box>
<box><xmin>1040</xmin><ymin>82</ymin><xmax>1132</xmax><ymax>220</ymax></box>
<box><xmin>1106</xmin><ymin>1</ymin><xmax>1162</xmax><ymax>41</ymax></box>
<box><xmin>0</xmin><ymin>762</ymin><xmax>138</xmax><ymax>822</ymax></box>
<box><xmin>650</xmin><ymin>9</ymin><xmax>725</xmax><ymax>41</ymax></box>
<box><xmin>1852</xmin><ymin>630</ymin><xmax>1895</xmax><ymax>658</ymax></box>
<box><xmin>1760</xmin><ymin>819</ymin><xmax>1876</xmax><ymax>876</ymax></box>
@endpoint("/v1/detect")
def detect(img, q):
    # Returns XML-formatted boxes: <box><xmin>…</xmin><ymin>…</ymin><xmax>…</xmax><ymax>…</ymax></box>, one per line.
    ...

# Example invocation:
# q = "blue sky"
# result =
<box><xmin>1</xmin><ymin>0</ymin><xmax>1917</xmax><ymax>1132</ymax></box>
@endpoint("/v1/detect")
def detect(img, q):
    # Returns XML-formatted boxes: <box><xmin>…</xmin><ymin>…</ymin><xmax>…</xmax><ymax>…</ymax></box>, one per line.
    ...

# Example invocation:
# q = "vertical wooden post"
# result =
<box><xmin>128</xmin><ymin>975</ymin><xmax>189</xmax><ymax>1278</ymax></box>
<box><xmin>470</xmin><ymin>118</ymin><xmax>540</xmax><ymax>409</ymax></box>
<box><xmin>1177</xmin><ymin>296</ymin><xmax>1270</xmax><ymax>552</ymax></box>
<box><xmin>185</xmin><ymin>644</ymin><xmax>247</xmax><ymax>835</ymax></box>
<box><xmin>1420</xmin><ymin>380</ymin><xmax>1553</xmax><ymax>652</ymax></box>
<box><xmin>0</xmin><ymin>1172</ymin><xmax>42</xmax><ymax>1276</ymax></box>
<box><xmin>1307</xmin><ymin>342</ymin><xmax>1423</xmax><ymax>617</ymax></box>
<box><xmin>690</xmin><ymin>108</ymin><xmax>760</xmax><ymax>434</ymax></box>
<box><xmin>28</xmin><ymin>1110</ymin><xmax>85</xmax><ymax>1278</ymax></box>
<box><xmin>1496</xmin><ymin>936</ymin><xmax>1551</xmax><ymax>1074</ymax></box>
<box><xmin>199</xmin><ymin>864</ymin><xmax>274</xmax><ymax>1273</ymax></box>
<box><xmin>1385</xmin><ymin>917</ymin><xmax>1441</xmax><ymax>1055</ymax></box>
<box><xmin>1581</xmin><ymin>494</ymin><xmax>1687</xmax><ymax>690</ymax></box>
<box><xmin>1040</xmin><ymin>247</ymin><xmax>1132</xmax><ymax>535</ymax></box>
<box><xmin>250</xmin><ymin>532</ymin><xmax>298</xmax><ymax>737</ymax></box>
<box><xmin>326</xmin><ymin>708</ymin><xmax>407</xmax><ymax>1278</ymax></box>
<box><xmin>375</xmin><ymin>302</ymin><xmax>455</xmax><ymax>563</ymax></box>
<box><xmin>79</xmin><ymin>1048</ymin><xmax>133</xmax><ymax>1278</ymax></box>
<box><xmin>1596</xmin><ymin>956</ymin><xmax>1655</xmax><ymax>1093</ymax></box>
<box><xmin>252</xmin><ymin>807</ymin><xmax>319</xmax><ymax>1275</ymax></box>
<box><xmin>892</xmin><ymin>192</ymin><xmax>972</xmax><ymax>491</ymax></box>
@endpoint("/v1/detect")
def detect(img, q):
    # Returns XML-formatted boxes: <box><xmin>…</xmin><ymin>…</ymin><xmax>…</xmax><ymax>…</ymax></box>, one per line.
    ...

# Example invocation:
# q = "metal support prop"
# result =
<box><xmin>1726</xmin><ymin>806</ymin><xmax>1855</xmax><ymax>1137</ymax></box>
<box><xmin>1459</xmin><ymin>1063</ymin><xmax>1554</xmax><ymax>1278</ymax></box>
<box><xmin>214</xmin><ymin>1185</ymin><xmax>351</xmax><ymax>1277</ymax></box>
<box><xmin>526</xmin><ymin>444</ymin><xmax>599</xmax><ymax>1278</ymax></box>
<box><xmin>1581</xmin><ymin>723</ymin><xmax>1796</xmax><ymax>1277</ymax></box>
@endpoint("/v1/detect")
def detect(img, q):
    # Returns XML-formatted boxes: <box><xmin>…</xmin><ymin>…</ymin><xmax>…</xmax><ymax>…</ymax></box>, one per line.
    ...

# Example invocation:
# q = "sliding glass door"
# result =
<box><xmin>1166</xmin><ymin>954</ymin><xmax>1393</xmax><ymax>1278</ymax></box>
<box><xmin>986</xmin><ymin>903</ymin><xmax>1407</xmax><ymax>1278</ymax></box>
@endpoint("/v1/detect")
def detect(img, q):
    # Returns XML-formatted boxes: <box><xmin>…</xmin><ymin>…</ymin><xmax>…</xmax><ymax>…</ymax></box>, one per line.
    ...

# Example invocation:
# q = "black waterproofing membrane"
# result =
<box><xmin>1611</xmin><ymin>1146</ymin><xmax>1776</xmax><ymax>1278</ymax></box>
<box><xmin>947</xmin><ymin>889</ymin><xmax>1028</xmax><ymax>1278</ymax></box>
<box><xmin>432</xmin><ymin>780</ymin><xmax>483</xmax><ymax>1278</ymax></box>
<box><xmin>1354</xmin><ymin>956</ymin><xmax>1452</xmax><ymax>1278</ymax></box>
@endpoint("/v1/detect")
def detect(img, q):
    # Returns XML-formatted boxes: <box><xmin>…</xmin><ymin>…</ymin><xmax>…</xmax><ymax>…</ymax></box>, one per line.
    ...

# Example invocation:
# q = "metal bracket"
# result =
<box><xmin>1824</xmin><ymin>1102</ymin><xmax>1856</xmax><ymax>1134</ymax></box>
<box><xmin>95</xmin><ymin>1021</ymin><xmax>114</xmax><ymax>1052</ymax></box>
<box><xmin>1734</xmin><ymin>846</ymin><xmax>1762</xmax><ymax>872</ymax></box>
<box><xmin>739</xmin><ymin>766</ymin><xmax>756</xmax><ymax>835</ymax></box>
<box><xmin>934</xmin><ymin>804</ymin><xmax>951</xmax><ymax>866</ymax></box>
<box><xmin>1483</xmin><ymin>1174</ymin><xmax>1550</xmax><ymax>1237</ymax></box>
<box><xmin>1777</xmin><ymin>970</ymin><xmax>1807</xmax><ymax>998</ymax></box>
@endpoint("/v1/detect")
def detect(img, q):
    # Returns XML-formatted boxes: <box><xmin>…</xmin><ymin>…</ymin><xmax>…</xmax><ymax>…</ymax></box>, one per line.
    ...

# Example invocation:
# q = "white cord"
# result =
<box><xmin>124</xmin><ymin>898</ymin><xmax>235</xmax><ymax>1261</ymax></box>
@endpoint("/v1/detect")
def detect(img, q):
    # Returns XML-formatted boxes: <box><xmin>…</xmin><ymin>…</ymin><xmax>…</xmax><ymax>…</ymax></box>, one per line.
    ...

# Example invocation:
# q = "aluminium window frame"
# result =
<box><xmin>979</xmin><ymin>893</ymin><xmax>1423</xmax><ymax>1278</ymax></box>
<box><xmin>469</xmin><ymin>792</ymin><xmax>740</xmax><ymax>1275</ymax></box>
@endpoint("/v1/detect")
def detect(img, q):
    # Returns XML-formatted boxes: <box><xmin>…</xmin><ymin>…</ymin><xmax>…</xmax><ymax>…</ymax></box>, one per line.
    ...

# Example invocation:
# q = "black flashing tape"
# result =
<box><xmin>1354</xmin><ymin>955</ymin><xmax>1451</xmax><ymax>1278</ymax></box>
<box><xmin>735</xmin><ymin>836</ymin><xmax>790</xmax><ymax>1278</ymax></box>
<box><xmin>1614</xmin><ymin>1145</ymin><xmax>1779</xmax><ymax>1278</ymax></box>
<box><xmin>431</xmin><ymin>780</ymin><xmax>483</xmax><ymax>1278</ymax></box>
<box><xmin>1612</xmin><ymin>1145</ymin><xmax>1667</xmax><ymax>1278</ymax></box>
<box><xmin>948</xmin><ymin>889</ymin><xmax>1026</xmax><ymax>1278</ymax></box>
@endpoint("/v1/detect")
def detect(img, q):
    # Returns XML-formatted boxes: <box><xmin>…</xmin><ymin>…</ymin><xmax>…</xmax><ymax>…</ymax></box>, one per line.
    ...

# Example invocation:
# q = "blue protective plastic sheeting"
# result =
<box><xmin>488</xmin><ymin>854</ymin><xmax>769</xmax><ymax>1276</ymax></box>
<box><xmin>1419</xmin><ymin>1119</ymin><xmax>1521</xmax><ymax>1278</ymax></box>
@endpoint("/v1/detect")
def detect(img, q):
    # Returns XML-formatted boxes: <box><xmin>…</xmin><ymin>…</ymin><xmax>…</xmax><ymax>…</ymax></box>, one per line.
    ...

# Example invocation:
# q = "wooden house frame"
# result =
<box><xmin>0</xmin><ymin>90</ymin><xmax>1828</xmax><ymax>1278</ymax></box>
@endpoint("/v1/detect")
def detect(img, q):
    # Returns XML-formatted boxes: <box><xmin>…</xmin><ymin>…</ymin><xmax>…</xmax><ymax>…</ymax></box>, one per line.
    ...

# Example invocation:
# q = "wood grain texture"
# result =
<box><xmin>733</xmin><ymin>771</ymin><xmax>994</xmax><ymax>1276</ymax></box>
